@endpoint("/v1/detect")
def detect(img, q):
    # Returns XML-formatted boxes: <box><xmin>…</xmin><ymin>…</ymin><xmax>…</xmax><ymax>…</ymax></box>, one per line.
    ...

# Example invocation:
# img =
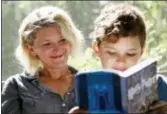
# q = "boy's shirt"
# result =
<box><xmin>157</xmin><ymin>74</ymin><xmax>167</xmax><ymax>101</ymax></box>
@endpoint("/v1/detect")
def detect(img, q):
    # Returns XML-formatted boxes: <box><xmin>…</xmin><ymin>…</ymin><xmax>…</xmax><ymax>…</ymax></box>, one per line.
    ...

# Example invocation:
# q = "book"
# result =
<box><xmin>74</xmin><ymin>58</ymin><xmax>158</xmax><ymax>113</ymax></box>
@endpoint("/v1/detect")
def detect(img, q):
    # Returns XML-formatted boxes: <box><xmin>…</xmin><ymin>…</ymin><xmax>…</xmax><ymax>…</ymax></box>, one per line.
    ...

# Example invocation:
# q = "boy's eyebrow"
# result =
<box><xmin>104</xmin><ymin>46</ymin><xmax>117</xmax><ymax>50</ymax></box>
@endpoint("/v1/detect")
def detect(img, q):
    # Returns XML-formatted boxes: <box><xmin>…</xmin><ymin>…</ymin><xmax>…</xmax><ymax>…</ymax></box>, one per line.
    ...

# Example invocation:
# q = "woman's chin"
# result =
<box><xmin>51</xmin><ymin>60</ymin><xmax>68</xmax><ymax>68</ymax></box>
<box><xmin>45</xmin><ymin>55</ymin><xmax>68</xmax><ymax>68</ymax></box>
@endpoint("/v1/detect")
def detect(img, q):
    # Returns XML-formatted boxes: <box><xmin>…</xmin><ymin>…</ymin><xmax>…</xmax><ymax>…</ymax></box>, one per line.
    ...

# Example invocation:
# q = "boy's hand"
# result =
<box><xmin>68</xmin><ymin>106</ymin><xmax>87</xmax><ymax>114</ymax></box>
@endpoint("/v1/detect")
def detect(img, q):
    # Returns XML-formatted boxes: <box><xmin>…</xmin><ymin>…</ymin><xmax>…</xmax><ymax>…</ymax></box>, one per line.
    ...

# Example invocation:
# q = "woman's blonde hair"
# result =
<box><xmin>15</xmin><ymin>6</ymin><xmax>84</xmax><ymax>73</ymax></box>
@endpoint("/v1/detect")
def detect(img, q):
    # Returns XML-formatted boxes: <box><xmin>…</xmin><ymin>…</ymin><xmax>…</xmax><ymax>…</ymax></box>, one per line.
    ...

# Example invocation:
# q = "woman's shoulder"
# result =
<box><xmin>2</xmin><ymin>72</ymin><xmax>36</xmax><ymax>90</ymax></box>
<box><xmin>3</xmin><ymin>72</ymin><xmax>28</xmax><ymax>83</ymax></box>
<box><xmin>2</xmin><ymin>73</ymin><xmax>24</xmax><ymax>94</ymax></box>
<box><xmin>2</xmin><ymin>73</ymin><xmax>23</xmax><ymax>86</ymax></box>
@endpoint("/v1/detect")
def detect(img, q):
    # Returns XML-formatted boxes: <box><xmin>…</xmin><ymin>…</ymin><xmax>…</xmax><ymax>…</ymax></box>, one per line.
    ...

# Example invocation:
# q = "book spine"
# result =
<box><xmin>120</xmin><ymin>78</ymin><xmax>128</xmax><ymax>113</ymax></box>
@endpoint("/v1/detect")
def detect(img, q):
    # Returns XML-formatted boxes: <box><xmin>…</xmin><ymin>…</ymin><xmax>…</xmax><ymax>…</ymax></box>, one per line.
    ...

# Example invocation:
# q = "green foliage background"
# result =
<box><xmin>2</xmin><ymin>1</ymin><xmax>167</xmax><ymax>80</ymax></box>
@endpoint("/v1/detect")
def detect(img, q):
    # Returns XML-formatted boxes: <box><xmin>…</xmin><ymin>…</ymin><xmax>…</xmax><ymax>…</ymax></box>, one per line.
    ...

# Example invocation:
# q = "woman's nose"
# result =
<box><xmin>52</xmin><ymin>43</ymin><xmax>61</xmax><ymax>51</ymax></box>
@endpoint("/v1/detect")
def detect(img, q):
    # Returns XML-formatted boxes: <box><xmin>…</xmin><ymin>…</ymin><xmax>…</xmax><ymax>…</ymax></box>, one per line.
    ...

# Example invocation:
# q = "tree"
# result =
<box><xmin>131</xmin><ymin>1</ymin><xmax>167</xmax><ymax>71</ymax></box>
<box><xmin>2</xmin><ymin>1</ymin><xmax>167</xmax><ymax>80</ymax></box>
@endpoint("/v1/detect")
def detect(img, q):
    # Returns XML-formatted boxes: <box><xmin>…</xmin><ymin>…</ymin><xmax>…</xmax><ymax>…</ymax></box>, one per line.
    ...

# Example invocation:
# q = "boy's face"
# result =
<box><xmin>94</xmin><ymin>36</ymin><xmax>143</xmax><ymax>71</ymax></box>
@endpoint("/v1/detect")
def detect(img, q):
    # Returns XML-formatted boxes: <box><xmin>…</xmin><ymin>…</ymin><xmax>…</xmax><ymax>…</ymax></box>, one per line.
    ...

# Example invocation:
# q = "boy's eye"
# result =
<box><xmin>107</xmin><ymin>51</ymin><xmax>116</xmax><ymax>55</ymax></box>
<box><xmin>60</xmin><ymin>38</ymin><xmax>66</xmax><ymax>43</ymax></box>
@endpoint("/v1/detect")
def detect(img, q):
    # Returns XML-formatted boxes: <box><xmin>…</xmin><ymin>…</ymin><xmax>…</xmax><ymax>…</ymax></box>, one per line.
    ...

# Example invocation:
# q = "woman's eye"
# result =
<box><xmin>127</xmin><ymin>53</ymin><xmax>136</xmax><ymax>57</ymax></box>
<box><xmin>42</xmin><ymin>43</ymin><xmax>51</xmax><ymax>46</ymax></box>
<box><xmin>59</xmin><ymin>39</ymin><xmax>68</xmax><ymax>45</ymax></box>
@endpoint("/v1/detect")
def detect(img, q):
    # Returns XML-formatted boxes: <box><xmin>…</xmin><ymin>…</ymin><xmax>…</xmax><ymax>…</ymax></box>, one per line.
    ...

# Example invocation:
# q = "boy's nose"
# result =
<box><xmin>113</xmin><ymin>63</ymin><xmax>127</xmax><ymax>71</ymax></box>
<box><xmin>114</xmin><ymin>55</ymin><xmax>127</xmax><ymax>71</ymax></box>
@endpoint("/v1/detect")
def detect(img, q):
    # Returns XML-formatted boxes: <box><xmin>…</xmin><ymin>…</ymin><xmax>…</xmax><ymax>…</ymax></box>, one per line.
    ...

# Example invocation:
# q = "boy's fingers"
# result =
<box><xmin>68</xmin><ymin>106</ymin><xmax>87</xmax><ymax>114</ymax></box>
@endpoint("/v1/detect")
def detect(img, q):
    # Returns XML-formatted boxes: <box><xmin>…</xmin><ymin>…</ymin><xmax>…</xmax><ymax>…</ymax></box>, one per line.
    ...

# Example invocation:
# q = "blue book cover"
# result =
<box><xmin>75</xmin><ymin>58</ymin><xmax>158</xmax><ymax>113</ymax></box>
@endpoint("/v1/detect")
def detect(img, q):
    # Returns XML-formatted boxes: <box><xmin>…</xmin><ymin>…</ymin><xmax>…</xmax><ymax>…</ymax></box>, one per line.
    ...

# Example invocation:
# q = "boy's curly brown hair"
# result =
<box><xmin>92</xmin><ymin>4</ymin><xmax>146</xmax><ymax>48</ymax></box>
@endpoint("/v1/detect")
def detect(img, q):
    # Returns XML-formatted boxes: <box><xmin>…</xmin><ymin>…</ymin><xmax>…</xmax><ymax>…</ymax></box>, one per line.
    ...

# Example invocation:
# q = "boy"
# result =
<box><xmin>70</xmin><ymin>3</ymin><xmax>167</xmax><ymax>113</ymax></box>
<box><xmin>91</xmin><ymin>3</ymin><xmax>167</xmax><ymax>113</ymax></box>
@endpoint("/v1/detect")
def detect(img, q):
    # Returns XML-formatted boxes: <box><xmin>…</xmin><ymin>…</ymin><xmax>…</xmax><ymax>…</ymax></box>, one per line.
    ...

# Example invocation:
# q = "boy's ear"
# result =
<box><xmin>92</xmin><ymin>42</ymin><xmax>100</xmax><ymax>56</ymax></box>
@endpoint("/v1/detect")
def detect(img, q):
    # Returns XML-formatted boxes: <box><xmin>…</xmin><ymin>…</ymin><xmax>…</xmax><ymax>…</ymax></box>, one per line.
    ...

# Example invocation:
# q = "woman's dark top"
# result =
<box><xmin>2</xmin><ymin>66</ymin><xmax>77</xmax><ymax>114</ymax></box>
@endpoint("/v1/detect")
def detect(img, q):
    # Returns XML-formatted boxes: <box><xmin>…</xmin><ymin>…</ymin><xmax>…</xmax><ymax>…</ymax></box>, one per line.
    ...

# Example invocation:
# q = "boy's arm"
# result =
<box><xmin>147</xmin><ymin>101</ymin><xmax>167</xmax><ymax>114</ymax></box>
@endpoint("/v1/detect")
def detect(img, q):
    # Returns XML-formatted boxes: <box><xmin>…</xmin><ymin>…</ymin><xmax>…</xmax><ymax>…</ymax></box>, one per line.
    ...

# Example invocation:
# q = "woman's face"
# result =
<box><xmin>95</xmin><ymin>36</ymin><xmax>143</xmax><ymax>71</ymax></box>
<box><xmin>28</xmin><ymin>25</ymin><xmax>71</xmax><ymax>69</ymax></box>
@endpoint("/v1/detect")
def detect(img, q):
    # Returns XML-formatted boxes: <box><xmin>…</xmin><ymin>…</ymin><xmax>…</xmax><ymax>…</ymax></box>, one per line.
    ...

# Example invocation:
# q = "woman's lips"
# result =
<box><xmin>50</xmin><ymin>53</ymin><xmax>64</xmax><ymax>59</ymax></box>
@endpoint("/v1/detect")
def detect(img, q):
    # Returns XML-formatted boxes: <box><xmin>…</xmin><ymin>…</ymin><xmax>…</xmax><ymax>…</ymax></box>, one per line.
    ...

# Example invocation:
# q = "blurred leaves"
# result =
<box><xmin>2</xmin><ymin>1</ymin><xmax>167</xmax><ymax>80</ymax></box>
<box><xmin>68</xmin><ymin>48</ymin><xmax>101</xmax><ymax>71</ymax></box>
<box><xmin>135</xmin><ymin>1</ymin><xmax>167</xmax><ymax>71</ymax></box>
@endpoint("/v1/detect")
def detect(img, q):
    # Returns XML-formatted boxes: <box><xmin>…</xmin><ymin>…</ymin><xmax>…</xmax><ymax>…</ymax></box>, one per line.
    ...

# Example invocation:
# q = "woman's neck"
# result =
<box><xmin>41</xmin><ymin>66</ymin><xmax>72</xmax><ymax>80</ymax></box>
<box><xmin>38</xmin><ymin>66</ymin><xmax>74</xmax><ymax>97</ymax></box>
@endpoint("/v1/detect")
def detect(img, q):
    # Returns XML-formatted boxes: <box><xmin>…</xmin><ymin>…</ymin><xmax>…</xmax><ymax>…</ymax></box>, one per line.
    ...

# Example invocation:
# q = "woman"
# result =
<box><xmin>70</xmin><ymin>3</ymin><xmax>167</xmax><ymax>114</ymax></box>
<box><xmin>2</xmin><ymin>6</ymin><xmax>84</xmax><ymax>114</ymax></box>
